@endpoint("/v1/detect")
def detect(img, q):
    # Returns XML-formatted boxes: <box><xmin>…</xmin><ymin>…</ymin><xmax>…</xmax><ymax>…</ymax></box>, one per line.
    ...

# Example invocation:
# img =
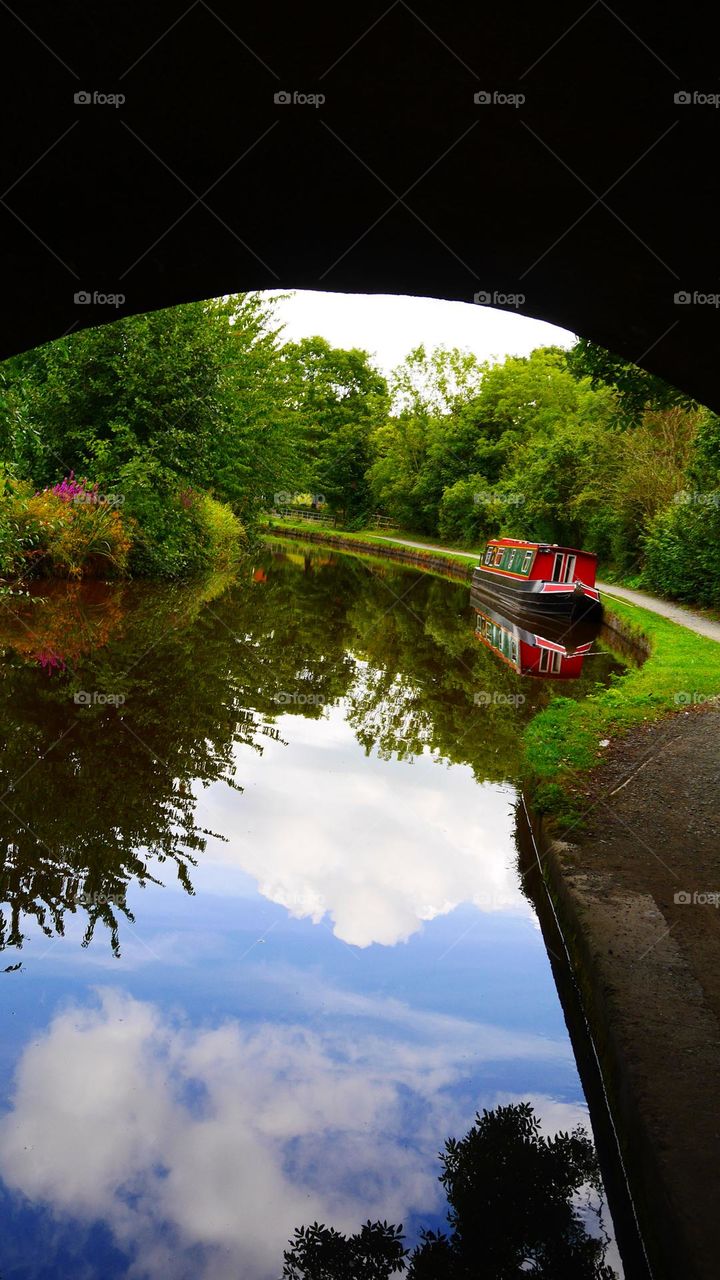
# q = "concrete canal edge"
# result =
<box><xmin>524</xmin><ymin>802</ymin><xmax>720</xmax><ymax>1280</ymax></box>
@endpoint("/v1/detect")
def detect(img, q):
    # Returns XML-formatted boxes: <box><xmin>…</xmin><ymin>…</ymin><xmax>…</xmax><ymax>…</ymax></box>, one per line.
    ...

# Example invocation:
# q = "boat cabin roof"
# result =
<box><xmin>486</xmin><ymin>537</ymin><xmax>596</xmax><ymax>559</ymax></box>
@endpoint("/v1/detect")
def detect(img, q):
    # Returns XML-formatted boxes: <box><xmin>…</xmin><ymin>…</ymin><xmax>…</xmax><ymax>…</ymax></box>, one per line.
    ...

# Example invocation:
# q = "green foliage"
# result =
<box><xmin>282</xmin><ymin>337</ymin><xmax>389</xmax><ymax>518</ymax></box>
<box><xmin>567</xmin><ymin>337</ymin><xmax>697</xmax><ymax>420</ymax></box>
<box><xmin>642</xmin><ymin>493</ymin><xmax>720</xmax><ymax>604</ymax></box>
<box><xmin>194</xmin><ymin>491</ymin><xmax>245</xmax><ymax>570</ymax></box>
<box><xmin>0</xmin><ymin>466</ymin><xmax>29</xmax><ymax>575</ymax></box>
<box><xmin>370</xmin><ymin>347</ymin><xmax>618</xmax><ymax>544</ymax></box>
<box><xmin>0</xmin><ymin>294</ymin><xmax>294</xmax><ymax>576</ymax></box>
<box><xmin>366</xmin><ymin>340</ymin><xmax>716</xmax><ymax>604</ymax></box>
<box><xmin>0</xmin><ymin>301</ymin><xmax>713</xmax><ymax>599</ymax></box>
<box><xmin>437</xmin><ymin>475</ymin><xmax>493</xmax><ymax>545</ymax></box>
<box><xmin>0</xmin><ymin>295</ymin><xmax>292</xmax><ymax>504</ymax></box>
<box><xmin>118</xmin><ymin>461</ymin><xmax>244</xmax><ymax>579</ymax></box>
<box><xmin>0</xmin><ymin>474</ymin><xmax>132</xmax><ymax>580</ymax></box>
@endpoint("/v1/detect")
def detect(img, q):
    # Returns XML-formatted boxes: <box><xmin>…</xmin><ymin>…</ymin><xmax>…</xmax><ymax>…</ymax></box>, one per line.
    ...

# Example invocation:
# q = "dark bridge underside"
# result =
<box><xmin>2</xmin><ymin>2</ymin><xmax>719</xmax><ymax>405</ymax></box>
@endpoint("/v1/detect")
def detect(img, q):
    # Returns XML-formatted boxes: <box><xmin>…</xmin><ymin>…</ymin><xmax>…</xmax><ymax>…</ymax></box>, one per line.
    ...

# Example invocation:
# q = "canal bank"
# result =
<box><xmin>526</xmin><ymin>710</ymin><xmax>720</xmax><ymax>1280</ymax></box>
<box><xmin>263</xmin><ymin>522</ymin><xmax>474</xmax><ymax>582</ymax></box>
<box><xmin>266</xmin><ymin>522</ymin><xmax>720</xmax><ymax>1280</ymax></box>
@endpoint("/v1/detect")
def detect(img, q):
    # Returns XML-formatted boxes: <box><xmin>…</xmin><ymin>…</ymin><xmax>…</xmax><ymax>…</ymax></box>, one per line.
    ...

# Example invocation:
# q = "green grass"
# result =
<box><xmin>524</xmin><ymin>596</ymin><xmax>720</xmax><ymax>827</ymax></box>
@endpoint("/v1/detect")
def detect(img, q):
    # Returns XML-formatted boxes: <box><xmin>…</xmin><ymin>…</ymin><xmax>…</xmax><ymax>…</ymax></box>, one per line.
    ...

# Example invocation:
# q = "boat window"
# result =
<box><xmin>484</xmin><ymin>546</ymin><xmax>494</xmax><ymax>565</ymax></box>
<box><xmin>523</xmin><ymin>550</ymin><xmax>533</xmax><ymax>573</ymax></box>
<box><xmin>564</xmin><ymin>554</ymin><xmax>577</xmax><ymax>583</ymax></box>
<box><xmin>539</xmin><ymin>649</ymin><xmax>563</xmax><ymax>674</ymax></box>
<box><xmin>552</xmin><ymin>553</ymin><xmax>565</xmax><ymax>582</ymax></box>
<box><xmin>494</xmin><ymin>547</ymin><xmax>504</xmax><ymax>566</ymax></box>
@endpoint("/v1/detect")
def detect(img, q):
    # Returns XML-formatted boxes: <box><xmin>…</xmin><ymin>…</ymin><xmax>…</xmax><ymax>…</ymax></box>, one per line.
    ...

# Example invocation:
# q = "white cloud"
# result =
<box><xmin>194</xmin><ymin>708</ymin><xmax>531</xmax><ymax>948</ymax></box>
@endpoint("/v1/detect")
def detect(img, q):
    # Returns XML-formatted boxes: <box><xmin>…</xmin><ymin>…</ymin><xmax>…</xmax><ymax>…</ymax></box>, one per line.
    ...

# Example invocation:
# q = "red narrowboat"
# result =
<box><xmin>472</xmin><ymin>601</ymin><xmax>595</xmax><ymax>679</ymax></box>
<box><xmin>472</xmin><ymin>538</ymin><xmax>602</xmax><ymax>625</ymax></box>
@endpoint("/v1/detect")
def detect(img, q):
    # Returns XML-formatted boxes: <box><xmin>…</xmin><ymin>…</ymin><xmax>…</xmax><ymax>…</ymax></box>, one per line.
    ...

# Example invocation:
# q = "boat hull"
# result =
<box><xmin>471</xmin><ymin>566</ymin><xmax>602</xmax><ymax>626</ymax></box>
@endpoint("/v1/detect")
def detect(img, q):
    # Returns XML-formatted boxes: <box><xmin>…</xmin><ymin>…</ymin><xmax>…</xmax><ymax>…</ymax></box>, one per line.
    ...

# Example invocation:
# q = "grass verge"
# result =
<box><xmin>524</xmin><ymin>596</ymin><xmax>720</xmax><ymax>828</ymax></box>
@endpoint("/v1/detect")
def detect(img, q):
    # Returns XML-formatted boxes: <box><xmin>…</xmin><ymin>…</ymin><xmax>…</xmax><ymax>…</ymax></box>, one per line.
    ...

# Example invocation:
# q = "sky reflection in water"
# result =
<box><xmin>0</xmin><ymin>550</ymin><xmax>624</xmax><ymax>1278</ymax></box>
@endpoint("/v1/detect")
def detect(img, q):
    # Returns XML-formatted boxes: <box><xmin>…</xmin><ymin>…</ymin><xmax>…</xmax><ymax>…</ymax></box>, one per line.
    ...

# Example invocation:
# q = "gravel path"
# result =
<box><xmin>595</xmin><ymin>582</ymin><xmax>720</xmax><ymax>643</ymax></box>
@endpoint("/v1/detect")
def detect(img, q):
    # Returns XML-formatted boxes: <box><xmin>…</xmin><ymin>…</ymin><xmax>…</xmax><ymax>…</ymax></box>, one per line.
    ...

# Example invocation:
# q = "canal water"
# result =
<box><xmin>0</xmin><ymin>546</ymin><xmax>630</xmax><ymax>1278</ymax></box>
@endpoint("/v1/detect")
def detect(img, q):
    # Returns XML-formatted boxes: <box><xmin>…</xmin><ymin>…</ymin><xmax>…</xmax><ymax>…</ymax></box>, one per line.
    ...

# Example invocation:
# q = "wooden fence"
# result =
<box><xmin>269</xmin><ymin>508</ymin><xmax>396</xmax><ymax>529</ymax></box>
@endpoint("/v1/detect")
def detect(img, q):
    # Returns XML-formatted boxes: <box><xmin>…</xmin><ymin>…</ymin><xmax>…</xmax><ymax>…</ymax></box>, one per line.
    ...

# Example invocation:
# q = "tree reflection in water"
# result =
<box><xmin>0</xmin><ymin>549</ymin><xmax>625</xmax><ymax>958</ymax></box>
<box><xmin>283</xmin><ymin>1102</ymin><xmax>617</xmax><ymax>1280</ymax></box>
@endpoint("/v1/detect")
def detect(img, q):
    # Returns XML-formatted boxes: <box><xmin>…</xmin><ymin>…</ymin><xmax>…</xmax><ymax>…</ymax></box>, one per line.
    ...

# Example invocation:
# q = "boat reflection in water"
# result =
<box><xmin>470</xmin><ymin>584</ymin><xmax>603</xmax><ymax>680</ymax></box>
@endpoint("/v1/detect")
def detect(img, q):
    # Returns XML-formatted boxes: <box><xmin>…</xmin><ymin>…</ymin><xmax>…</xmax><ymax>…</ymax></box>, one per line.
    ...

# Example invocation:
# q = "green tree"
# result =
<box><xmin>368</xmin><ymin>347</ymin><xmax>484</xmax><ymax>533</ymax></box>
<box><xmin>567</xmin><ymin>338</ymin><xmax>696</xmax><ymax>420</ymax></box>
<box><xmin>0</xmin><ymin>294</ymin><xmax>301</xmax><ymax>523</ymax></box>
<box><xmin>281</xmin><ymin>337</ymin><xmax>389</xmax><ymax>516</ymax></box>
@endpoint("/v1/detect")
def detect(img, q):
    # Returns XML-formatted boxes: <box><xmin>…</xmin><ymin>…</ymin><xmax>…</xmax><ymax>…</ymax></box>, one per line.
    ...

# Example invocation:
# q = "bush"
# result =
<box><xmin>0</xmin><ymin>460</ymin><xmax>245</xmax><ymax>582</ymax></box>
<box><xmin>193</xmin><ymin>491</ymin><xmax>245</xmax><ymax>570</ymax></box>
<box><xmin>119</xmin><ymin>462</ymin><xmax>244</xmax><ymax>578</ymax></box>
<box><xmin>121</xmin><ymin>479</ymin><xmax>203</xmax><ymax>578</ymax></box>
<box><xmin>0</xmin><ymin>469</ymin><xmax>28</xmax><ymax>576</ymax></box>
<box><xmin>643</xmin><ymin>493</ymin><xmax>720</xmax><ymax>605</ymax></box>
<box><xmin>0</xmin><ymin>473</ymin><xmax>132</xmax><ymax>579</ymax></box>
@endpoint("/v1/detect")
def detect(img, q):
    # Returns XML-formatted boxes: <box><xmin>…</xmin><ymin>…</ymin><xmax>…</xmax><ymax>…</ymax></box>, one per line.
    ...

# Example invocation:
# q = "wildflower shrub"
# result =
<box><xmin>0</xmin><ymin>461</ymin><xmax>246</xmax><ymax>582</ymax></box>
<box><xmin>7</xmin><ymin>474</ymin><xmax>132</xmax><ymax>579</ymax></box>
